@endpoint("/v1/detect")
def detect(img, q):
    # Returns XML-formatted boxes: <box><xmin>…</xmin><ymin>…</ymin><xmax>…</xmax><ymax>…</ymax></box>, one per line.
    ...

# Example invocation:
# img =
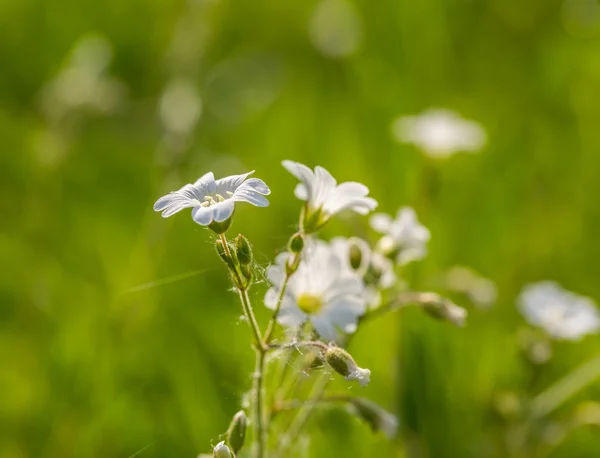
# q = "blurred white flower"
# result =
<box><xmin>392</xmin><ymin>109</ymin><xmax>486</xmax><ymax>158</ymax></box>
<box><xmin>330</xmin><ymin>236</ymin><xmax>397</xmax><ymax>309</ymax></box>
<box><xmin>518</xmin><ymin>281</ymin><xmax>600</xmax><ymax>340</ymax></box>
<box><xmin>265</xmin><ymin>240</ymin><xmax>367</xmax><ymax>341</ymax></box>
<box><xmin>309</xmin><ymin>0</ymin><xmax>363</xmax><ymax>58</ymax></box>
<box><xmin>153</xmin><ymin>171</ymin><xmax>270</xmax><ymax>225</ymax></box>
<box><xmin>282</xmin><ymin>160</ymin><xmax>377</xmax><ymax>232</ymax></box>
<box><xmin>159</xmin><ymin>77</ymin><xmax>202</xmax><ymax>135</ymax></box>
<box><xmin>370</xmin><ymin>207</ymin><xmax>430</xmax><ymax>265</ymax></box>
<box><xmin>446</xmin><ymin>265</ymin><xmax>497</xmax><ymax>308</ymax></box>
<box><xmin>40</xmin><ymin>35</ymin><xmax>126</xmax><ymax>122</ymax></box>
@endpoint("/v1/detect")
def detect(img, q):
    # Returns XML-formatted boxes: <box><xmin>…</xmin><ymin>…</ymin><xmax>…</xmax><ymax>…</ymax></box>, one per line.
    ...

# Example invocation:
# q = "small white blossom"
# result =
<box><xmin>265</xmin><ymin>239</ymin><xmax>366</xmax><ymax>341</ymax></box>
<box><xmin>518</xmin><ymin>281</ymin><xmax>600</xmax><ymax>340</ymax></box>
<box><xmin>345</xmin><ymin>366</ymin><xmax>371</xmax><ymax>387</ymax></box>
<box><xmin>153</xmin><ymin>171</ymin><xmax>270</xmax><ymax>226</ymax></box>
<box><xmin>392</xmin><ymin>109</ymin><xmax>486</xmax><ymax>158</ymax></box>
<box><xmin>330</xmin><ymin>236</ymin><xmax>397</xmax><ymax>309</ymax></box>
<box><xmin>282</xmin><ymin>160</ymin><xmax>377</xmax><ymax>232</ymax></box>
<box><xmin>370</xmin><ymin>207</ymin><xmax>430</xmax><ymax>265</ymax></box>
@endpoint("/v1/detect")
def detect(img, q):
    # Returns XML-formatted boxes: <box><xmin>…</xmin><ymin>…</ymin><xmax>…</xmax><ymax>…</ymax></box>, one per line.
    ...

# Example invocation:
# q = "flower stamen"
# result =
<box><xmin>297</xmin><ymin>293</ymin><xmax>323</xmax><ymax>314</ymax></box>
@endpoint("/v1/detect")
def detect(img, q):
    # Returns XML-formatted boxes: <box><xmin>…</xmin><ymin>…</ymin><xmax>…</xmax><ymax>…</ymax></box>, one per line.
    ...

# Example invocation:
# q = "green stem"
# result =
<box><xmin>273</xmin><ymin>373</ymin><xmax>330</xmax><ymax>458</ymax></box>
<box><xmin>263</xmin><ymin>266</ymin><xmax>293</xmax><ymax>343</ymax></box>
<box><xmin>530</xmin><ymin>355</ymin><xmax>600</xmax><ymax>418</ymax></box>
<box><xmin>218</xmin><ymin>234</ymin><xmax>267</xmax><ymax>458</ymax></box>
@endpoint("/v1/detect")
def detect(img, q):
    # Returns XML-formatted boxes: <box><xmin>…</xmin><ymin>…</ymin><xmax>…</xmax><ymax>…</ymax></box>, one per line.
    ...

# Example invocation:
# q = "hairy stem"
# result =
<box><xmin>219</xmin><ymin>233</ymin><xmax>267</xmax><ymax>458</ymax></box>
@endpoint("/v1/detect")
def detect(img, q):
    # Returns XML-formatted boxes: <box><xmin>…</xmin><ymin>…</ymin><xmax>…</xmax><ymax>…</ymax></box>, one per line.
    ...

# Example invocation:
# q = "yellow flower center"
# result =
<box><xmin>297</xmin><ymin>293</ymin><xmax>323</xmax><ymax>314</ymax></box>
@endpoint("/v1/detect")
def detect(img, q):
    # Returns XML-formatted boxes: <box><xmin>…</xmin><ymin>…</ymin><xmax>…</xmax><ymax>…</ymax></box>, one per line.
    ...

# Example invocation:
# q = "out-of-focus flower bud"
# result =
<box><xmin>213</xmin><ymin>441</ymin><xmax>232</xmax><ymax>458</ymax></box>
<box><xmin>288</xmin><ymin>232</ymin><xmax>305</xmax><ymax>254</ymax></box>
<box><xmin>286</xmin><ymin>254</ymin><xmax>301</xmax><ymax>276</ymax></box>
<box><xmin>419</xmin><ymin>293</ymin><xmax>467</xmax><ymax>327</ymax></box>
<box><xmin>349</xmin><ymin>397</ymin><xmax>399</xmax><ymax>439</ymax></box>
<box><xmin>234</xmin><ymin>234</ymin><xmax>253</xmax><ymax>265</ymax></box>
<box><xmin>226</xmin><ymin>410</ymin><xmax>247</xmax><ymax>453</ymax></box>
<box><xmin>325</xmin><ymin>346</ymin><xmax>371</xmax><ymax>387</ymax></box>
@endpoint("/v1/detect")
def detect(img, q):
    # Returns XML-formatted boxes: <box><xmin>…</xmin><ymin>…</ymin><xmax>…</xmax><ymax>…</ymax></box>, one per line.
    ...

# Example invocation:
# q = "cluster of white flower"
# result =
<box><xmin>154</xmin><ymin>160</ymin><xmax>467</xmax><ymax>457</ymax></box>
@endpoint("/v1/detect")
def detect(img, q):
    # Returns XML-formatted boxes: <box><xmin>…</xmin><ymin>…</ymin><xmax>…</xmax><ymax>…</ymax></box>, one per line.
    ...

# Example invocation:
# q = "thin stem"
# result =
<box><xmin>361</xmin><ymin>291</ymin><xmax>441</xmax><ymax>322</ymax></box>
<box><xmin>273</xmin><ymin>372</ymin><xmax>330</xmax><ymax>458</ymax></box>
<box><xmin>253</xmin><ymin>350</ymin><xmax>267</xmax><ymax>458</ymax></box>
<box><xmin>268</xmin><ymin>341</ymin><xmax>328</xmax><ymax>352</ymax></box>
<box><xmin>263</xmin><ymin>262</ymin><xmax>294</xmax><ymax>343</ymax></box>
<box><xmin>218</xmin><ymin>233</ymin><xmax>267</xmax><ymax>458</ymax></box>
<box><xmin>530</xmin><ymin>355</ymin><xmax>600</xmax><ymax>418</ymax></box>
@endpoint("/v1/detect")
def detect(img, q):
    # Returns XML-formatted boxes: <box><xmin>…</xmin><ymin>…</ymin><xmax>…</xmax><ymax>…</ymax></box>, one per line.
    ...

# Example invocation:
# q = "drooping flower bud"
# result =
<box><xmin>349</xmin><ymin>398</ymin><xmax>399</xmax><ymax>439</ymax></box>
<box><xmin>325</xmin><ymin>347</ymin><xmax>371</xmax><ymax>387</ymax></box>
<box><xmin>213</xmin><ymin>441</ymin><xmax>232</xmax><ymax>458</ymax></box>
<box><xmin>234</xmin><ymin>234</ymin><xmax>253</xmax><ymax>265</ymax></box>
<box><xmin>420</xmin><ymin>293</ymin><xmax>467</xmax><ymax>327</ymax></box>
<box><xmin>288</xmin><ymin>232</ymin><xmax>305</xmax><ymax>254</ymax></box>
<box><xmin>226</xmin><ymin>410</ymin><xmax>247</xmax><ymax>453</ymax></box>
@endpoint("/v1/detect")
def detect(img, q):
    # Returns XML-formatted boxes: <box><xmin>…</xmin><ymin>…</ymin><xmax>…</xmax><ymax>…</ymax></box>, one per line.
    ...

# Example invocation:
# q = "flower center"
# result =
<box><xmin>200</xmin><ymin>191</ymin><xmax>233</xmax><ymax>207</ymax></box>
<box><xmin>297</xmin><ymin>293</ymin><xmax>323</xmax><ymax>314</ymax></box>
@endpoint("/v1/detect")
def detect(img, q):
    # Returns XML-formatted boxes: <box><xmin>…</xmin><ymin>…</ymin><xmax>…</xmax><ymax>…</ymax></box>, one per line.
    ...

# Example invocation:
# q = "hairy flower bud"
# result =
<box><xmin>234</xmin><ymin>234</ymin><xmax>253</xmax><ymax>265</ymax></box>
<box><xmin>288</xmin><ymin>232</ymin><xmax>305</xmax><ymax>254</ymax></box>
<box><xmin>349</xmin><ymin>398</ymin><xmax>399</xmax><ymax>439</ymax></box>
<box><xmin>213</xmin><ymin>441</ymin><xmax>232</xmax><ymax>458</ymax></box>
<box><xmin>325</xmin><ymin>347</ymin><xmax>371</xmax><ymax>387</ymax></box>
<box><xmin>226</xmin><ymin>410</ymin><xmax>247</xmax><ymax>453</ymax></box>
<box><xmin>216</xmin><ymin>239</ymin><xmax>235</xmax><ymax>270</ymax></box>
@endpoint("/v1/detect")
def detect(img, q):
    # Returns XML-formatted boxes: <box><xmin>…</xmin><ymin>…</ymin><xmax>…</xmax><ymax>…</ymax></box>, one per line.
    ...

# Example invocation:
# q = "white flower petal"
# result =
<box><xmin>370</xmin><ymin>213</ymin><xmax>393</xmax><ymax>233</ymax></box>
<box><xmin>193</xmin><ymin>171</ymin><xmax>215</xmax><ymax>187</ymax></box>
<box><xmin>323</xmin><ymin>297</ymin><xmax>364</xmax><ymax>334</ymax></box>
<box><xmin>243</xmin><ymin>178</ymin><xmax>271</xmax><ymax>195</ymax></box>
<box><xmin>232</xmin><ymin>188</ymin><xmax>270</xmax><ymax>207</ymax></box>
<box><xmin>211</xmin><ymin>199</ymin><xmax>235</xmax><ymax>222</ymax></box>
<box><xmin>277</xmin><ymin>302</ymin><xmax>307</xmax><ymax>327</ymax></box>
<box><xmin>282</xmin><ymin>160</ymin><xmax>316</xmax><ymax>201</ymax></box>
<box><xmin>191</xmin><ymin>206</ymin><xmax>213</xmax><ymax>225</ymax></box>
<box><xmin>153</xmin><ymin>192</ymin><xmax>197</xmax><ymax>217</ymax></box>
<box><xmin>294</xmin><ymin>183</ymin><xmax>308</xmax><ymax>201</ymax></box>
<box><xmin>215</xmin><ymin>171</ymin><xmax>255</xmax><ymax>194</ymax></box>
<box><xmin>311</xmin><ymin>315</ymin><xmax>337</xmax><ymax>341</ymax></box>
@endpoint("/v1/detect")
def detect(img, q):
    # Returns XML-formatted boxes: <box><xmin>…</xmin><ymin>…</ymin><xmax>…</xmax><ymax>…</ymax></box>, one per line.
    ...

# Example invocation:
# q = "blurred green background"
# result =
<box><xmin>2</xmin><ymin>0</ymin><xmax>600</xmax><ymax>456</ymax></box>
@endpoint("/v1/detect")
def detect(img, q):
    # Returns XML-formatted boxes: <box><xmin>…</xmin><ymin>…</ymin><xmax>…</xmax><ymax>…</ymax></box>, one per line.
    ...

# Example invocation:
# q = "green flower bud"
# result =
<box><xmin>285</xmin><ymin>254</ymin><xmax>301</xmax><ymax>276</ymax></box>
<box><xmin>226</xmin><ymin>410</ymin><xmax>247</xmax><ymax>453</ymax></box>
<box><xmin>216</xmin><ymin>239</ymin><xmax>235</xmax><ymax>269</ymax></box>
<box><xmin>349</xmin><ymin>243</ymin><xmax>363</xmax><ymax>271</ymax></box>
<box><xmin>420</xmin><ymin>293</ymin><xmax>467</xmax><ymax>327</ymax></box>
<box><xmin>325</xmin><ymin>347</ymin><xmax>371</xmax><ymax>387</ymax></box>
<box><xmin>234</xmin><ymin>234</ymin><xmax>252</xmax><ymax>265</ymax></box>
<box><xmin>288</xmin><ymin>232</ymin><xmax>305</xmax><ymax>254</ymax></box>
<box><xmin>208</xmin><ymin>217</ymin><xmax>232</xmax><ymax>235</ymax></box>
<box><xmin>213</xmin><ymin>441</ymin><xmax>232</xmax><ymax>458</ymax></box>
<box><xmin>349</xmin><ymin>398</ymin><xmax>399</xmax><ymax>439</ymax></box>
<box><xmin>301</xmin><ymin>206</ymin><xmax>327</xmax><ymax>234</ymax></box>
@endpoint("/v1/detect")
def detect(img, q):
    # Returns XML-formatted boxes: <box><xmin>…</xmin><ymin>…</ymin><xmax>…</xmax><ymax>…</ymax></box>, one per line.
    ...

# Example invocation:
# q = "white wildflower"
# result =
<box><xmin>330</xmin><ymin>236</ymin><xmax>397</xmax><ymax>309</ymax></box>
<box><xmin>518</xmin><ymin>281</ymin><xmax>600</xmax><ymax>340</ymax></box>
<box><xmin>392</xmin><ymin>108</ymin><xmax>486</xmax><ymax>158</ymax></box>
<box><xmin>153</xmin><ymin>171</ymin><xmax>270</xmax><ymax>227</ymax></box>
<box><xmin>370</xmin><ymin>207</ymin><xmax>430</xmax><ymax>265</ymax></box>
<box><xmin>265</xmin><ymin>240</ymin><xmax>367</xmax><ymax>341</ymax></box>
<box><xmin>282</xmin><ymin>160</ymin><xmax>377</xmax><ymax>232</ymax></box>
